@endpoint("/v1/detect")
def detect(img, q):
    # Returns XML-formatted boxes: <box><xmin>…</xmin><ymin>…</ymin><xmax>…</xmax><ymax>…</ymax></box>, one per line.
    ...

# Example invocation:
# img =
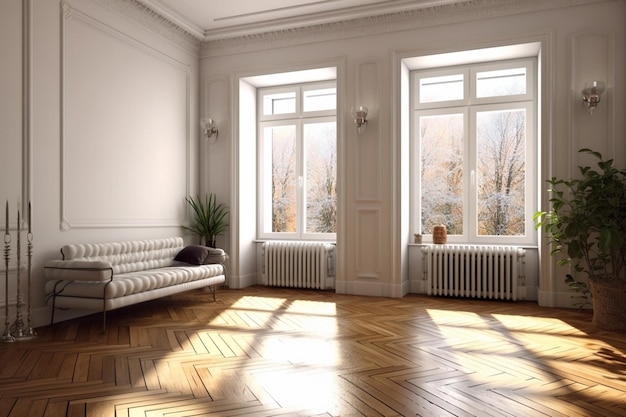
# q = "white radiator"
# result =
<box><xmin>422</xmin><ymin>245</ymin><xmax>525</xmax><ymax>300</ymax></box>
<box><xmin>263</xmin><ymin>241</ymin><xmax>335</xmax><ymax>289</ymax></box>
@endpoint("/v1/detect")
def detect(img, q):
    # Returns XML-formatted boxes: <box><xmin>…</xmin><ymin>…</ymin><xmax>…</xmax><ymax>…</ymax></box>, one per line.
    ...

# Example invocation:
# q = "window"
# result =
<box><xmin>258</xmin><ymin>82</ymin><xmax>337</xmax><ymax>240</ymax></box>
<box><xmin>411</xmin><ymin>58</ymin><xmax>536</xmax><ymax>244</ymax></box>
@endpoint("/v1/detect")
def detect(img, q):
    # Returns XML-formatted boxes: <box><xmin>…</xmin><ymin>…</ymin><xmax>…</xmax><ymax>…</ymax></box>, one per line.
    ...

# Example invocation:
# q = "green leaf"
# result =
<box><xmin>182</xmin><ymin>193</ymin><xmax>229</xmax><ymax>247</ymax></box>
<box><xmin>599</xmin><ymin>228</ymin><xmax>612</xmax><ymax>253</ymax></box>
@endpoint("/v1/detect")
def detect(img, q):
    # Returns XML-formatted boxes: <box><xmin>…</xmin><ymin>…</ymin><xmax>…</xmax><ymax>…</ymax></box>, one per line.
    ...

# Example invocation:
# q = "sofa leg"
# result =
<box><xmin>50</xmin><ymin>296</ymin><xmax>56</xmax><ymax>326</ymax></box>
<box><xmin>50</xmin><ymin>281</ymin><xmax>65</xmax><ymax>327</ymax></box>
<box><xmin>101</xmin><ymin>280</ymin><xmax>113</xmax><ymax>333</ymax></box>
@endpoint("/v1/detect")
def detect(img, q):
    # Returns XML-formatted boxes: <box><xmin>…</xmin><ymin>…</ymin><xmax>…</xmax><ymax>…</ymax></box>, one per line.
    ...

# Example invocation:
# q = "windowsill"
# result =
<box><xmin>408</xmin><ymin>243</ymin><xmax>539</xmax><ymax>249</ymax></box>
<box><xmin>255</xmin><ymin>239</ymin><xmax>336</xmax><ymax>244</ymax></box>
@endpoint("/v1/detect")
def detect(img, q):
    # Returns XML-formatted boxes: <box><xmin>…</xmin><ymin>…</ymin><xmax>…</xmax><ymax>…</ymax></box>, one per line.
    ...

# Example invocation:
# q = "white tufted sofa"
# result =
<box><xmin>44</xmin><ymin>237</ymin><xmax>225</xmax><ymax>329</ymax></box>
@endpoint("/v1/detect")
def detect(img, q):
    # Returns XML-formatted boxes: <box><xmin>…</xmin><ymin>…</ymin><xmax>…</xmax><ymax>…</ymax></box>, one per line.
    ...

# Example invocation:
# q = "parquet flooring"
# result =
<box><xmin>0</xmin><ymin>286</ymin><xmax>625</xmax><ymax>416</ymax></box>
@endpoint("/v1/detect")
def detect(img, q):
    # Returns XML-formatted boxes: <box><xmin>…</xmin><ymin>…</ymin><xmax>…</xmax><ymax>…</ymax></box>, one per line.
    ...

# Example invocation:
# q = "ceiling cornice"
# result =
<box><xmin>91</xmin><ymin>0</ymin><xmax>608</xmax><ymax>58</ymax></box>
<box><xmin>200</xmin><ymin>0</ymin><xmax>606</xmax><ymax>57</ymax></box>
<box><xmin>197</xmin><ymin>0</ymin><xmax>467</xmax><ymax>42</ymax></box>
<box><xmin>90</xmin><ymin>0</ymin><xmax>201</xmax><ymax>52</ymax></box>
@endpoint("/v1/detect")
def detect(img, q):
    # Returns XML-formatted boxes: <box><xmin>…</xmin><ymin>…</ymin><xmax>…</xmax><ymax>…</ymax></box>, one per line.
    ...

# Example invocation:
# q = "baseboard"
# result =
<box><xmin>335</xmin><ymin>279</ymin><xmax>405</xmax><ymax>298</ymax></box>
<box><xmin>538</xmin><ymin>289</ymin><xmax>589</xmax><ymax>309</ymax></box>
<box><xmin>227</xmin><ymin>272</ymin><xmax>258</xmax><ymax>289</ymax></box>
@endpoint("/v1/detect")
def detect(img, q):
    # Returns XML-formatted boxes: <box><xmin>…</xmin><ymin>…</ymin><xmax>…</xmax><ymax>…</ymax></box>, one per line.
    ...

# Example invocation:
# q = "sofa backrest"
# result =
<box><xmin>60</xmin><ymin>237</ymin><xmax>184</xmax><ymax>275</ymax></box>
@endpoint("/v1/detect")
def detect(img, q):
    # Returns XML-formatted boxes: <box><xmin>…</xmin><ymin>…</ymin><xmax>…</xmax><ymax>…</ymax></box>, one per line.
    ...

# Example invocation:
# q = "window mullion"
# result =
<box><xmin>296</xmin><ymin>119</ymin><xmax>304</xmax><ymax>237</ymax></box>
<box><xmin>466</xmin><ymin>108</ymin><xmax>476</xmax><ymax>243</ymax></box>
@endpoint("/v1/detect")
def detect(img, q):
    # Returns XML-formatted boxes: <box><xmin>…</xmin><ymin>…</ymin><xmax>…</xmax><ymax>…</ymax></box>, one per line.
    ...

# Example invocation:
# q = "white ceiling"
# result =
<box><xmin>137</xmin><ymin>0</ymin><xmax>466</xmax><ymax>41</ymax></box>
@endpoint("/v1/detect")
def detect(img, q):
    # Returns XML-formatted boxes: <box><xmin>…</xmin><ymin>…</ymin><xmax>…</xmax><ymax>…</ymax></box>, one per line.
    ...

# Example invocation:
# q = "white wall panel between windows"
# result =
<box><xmin>355</xmin><ymin>60</ymin><xmax>382</xmax><ymax>202</ymax></box>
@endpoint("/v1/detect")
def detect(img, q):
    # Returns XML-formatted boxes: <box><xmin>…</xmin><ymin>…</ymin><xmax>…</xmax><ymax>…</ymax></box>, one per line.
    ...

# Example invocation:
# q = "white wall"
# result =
<box><xmin>0</xmin><ymin>0</ymin><xmax>200</xmax><ymax>327</ymax></box>
<box><xmin>200</xmin><ymin>0</ymin><xmax>626</xmax><ymax>307</ymax></box>
<box><xmin>1</xmin><ymin>0</ymin><xmax>623</xmax><ymax>332</ymax></box>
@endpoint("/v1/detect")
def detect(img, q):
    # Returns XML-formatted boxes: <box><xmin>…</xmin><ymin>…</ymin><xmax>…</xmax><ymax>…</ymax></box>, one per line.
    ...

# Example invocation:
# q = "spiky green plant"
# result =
<box><xmin>182</xmin><ymin>193</ymin><xmax>229</xmax><ymax>247</ymax></box>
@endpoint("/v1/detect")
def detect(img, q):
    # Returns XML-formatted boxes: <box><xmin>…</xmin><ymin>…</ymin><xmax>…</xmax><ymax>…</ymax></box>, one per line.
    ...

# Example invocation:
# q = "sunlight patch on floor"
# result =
<box><xmin>491</xmin><ymin>313</ymin><xmax>590</xmax><ymax>336</ymax></box>
<box><xmin>254</xmin><ymin>368</ymin><xmax>341</xmax><ymax>410</ymax></box>
<box><xmin>256</xmin><ymin>335</ymin><xmax>340</xmax><ymax>365</ymax></box>
<box><xmin>423</xmin><ymin>306</ymin><xmax>626</xmax><ymax>410</ymax></box>
<box><xmin>231</xmin><ymin>296</ymin><xmax>288</xmax><ymax>311</ymax></box>
<box><xmin>424</xmin><ymin>308</ymin><xmax>555</xmax><ymax>380</ymax></box>
<box><xmin>285</xmin><ymin>299</ymin><xmax>337</xmax><ymax>315</ymax></box>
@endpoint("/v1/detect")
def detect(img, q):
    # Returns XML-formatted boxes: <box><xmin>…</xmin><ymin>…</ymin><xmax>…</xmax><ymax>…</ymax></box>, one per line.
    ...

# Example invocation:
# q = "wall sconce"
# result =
<box><xmin>582</xmin><ymin>81</ymin><xmax>606</xmax><ymax>114</ymax></box>
<box><xmin>201</xmin><ymin>118</ymin><xmax>219</xmax><ymax>142</ymax></box>
<box><xmin>351</xmin><ymin>106</ymin><xmax>368</xmax><ymax>134</ymax></box>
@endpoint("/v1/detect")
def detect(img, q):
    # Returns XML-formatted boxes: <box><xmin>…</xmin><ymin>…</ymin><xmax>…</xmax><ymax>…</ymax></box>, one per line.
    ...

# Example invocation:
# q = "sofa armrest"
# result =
<box><xmin>45</xmin><ymin>260</ymin><xmax>114</xmax><ymax>282</ymax></box>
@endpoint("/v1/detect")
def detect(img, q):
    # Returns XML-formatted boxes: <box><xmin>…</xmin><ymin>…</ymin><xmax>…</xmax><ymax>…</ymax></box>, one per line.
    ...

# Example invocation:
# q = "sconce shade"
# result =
<box><xmin>201</xmin><ymin>118</ymin><xmax>219</xmax><ymax>142</ymax></box>
<box><xmin>582</xmin><ymin>81</ymin><xmax>606</xmax><ymax>114</ymax></box>
<box><xmin>351</xmin><ymin>106</ymin><xmax>368</xmax><ymax>134</ymax></box>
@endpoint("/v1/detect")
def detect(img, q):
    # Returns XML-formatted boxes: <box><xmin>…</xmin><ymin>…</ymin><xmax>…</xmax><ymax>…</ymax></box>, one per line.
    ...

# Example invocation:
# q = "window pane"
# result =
<box><xmin>476</xmin><ymin>68</ymin><xmax>526</xmax><ymax>97</ymax></box>
<box><xmin>420</xmin><ymin>74</ymin><xmax>464</xmax><ymax>103</ymax></box>
<box><xmin>266</xmin><ymin>125</ymin><xmax>297</xmax><ymax>232</ymax></box>
<box><xmin>303</xmin><ymin>88</ymin><xmax>336</xmax><ymax>112</ymax></box>
<box><xmin>476</xmin><ymin>109</ymin><xmax>526</xmax><ymax>236</ymax></box>
<box><xmin>304</xmin><ymin>122</ymin><xmax>337</xmax><ymax>233</ymax></box>
<box><xmin>263</xmin><ymin>92</ymin><xmax>296</xmax><ymax>115</ymax></box>
<box><xmin>420</xmin><ymin>114</ymin><xmax>464</xmax><ymax>235</ymax></box>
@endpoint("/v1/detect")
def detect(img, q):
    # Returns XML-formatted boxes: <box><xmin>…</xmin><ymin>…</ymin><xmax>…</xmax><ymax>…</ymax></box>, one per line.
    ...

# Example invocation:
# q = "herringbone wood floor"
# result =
<box><xmin>0</xmin><ymin>286</ymin><xmax>625</xmax><ymax>417</ymax></box>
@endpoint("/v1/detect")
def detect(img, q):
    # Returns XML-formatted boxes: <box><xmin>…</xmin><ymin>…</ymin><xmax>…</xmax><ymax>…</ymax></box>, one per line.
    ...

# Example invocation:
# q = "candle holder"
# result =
<box><xmin>10</xmin><ymin>206</ymin><xmax>25</xmax><ymax>338</ymax></box>
<box><xmin>21</xmin><ymin>231</ymin><xmax>36</xmax><ymax>338</ymax></box>
<box><xmin>3</xmin><ymin>230</ymin><xmax>15</xmax><ymax>343</ymax></box>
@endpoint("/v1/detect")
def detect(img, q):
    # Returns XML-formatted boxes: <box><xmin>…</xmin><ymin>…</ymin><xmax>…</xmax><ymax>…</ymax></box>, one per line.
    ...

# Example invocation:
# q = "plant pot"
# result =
<box><xmin>590</xmin><ymin>280</ymin><xmax>626</xmax><ymax>331</ymax></box>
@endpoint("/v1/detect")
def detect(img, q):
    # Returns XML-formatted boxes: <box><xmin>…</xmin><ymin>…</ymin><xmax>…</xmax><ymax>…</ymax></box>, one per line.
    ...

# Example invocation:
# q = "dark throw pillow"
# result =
<box><xmin>174</xmin><ymin>245</ymin><xmax>210</xmax><ymax>265</ymax></box>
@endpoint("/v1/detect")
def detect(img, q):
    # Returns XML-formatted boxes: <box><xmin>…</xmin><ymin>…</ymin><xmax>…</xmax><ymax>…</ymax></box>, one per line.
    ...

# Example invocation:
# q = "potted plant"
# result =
<box><xmin>534</xmin><ymin>148</ymin><xmax>626</xmax><ymax>330</ymax></box>
<box><xmin>183</xmin><ymin>193</ymin><xmax>229</xmax><ymax>248</ymax></box>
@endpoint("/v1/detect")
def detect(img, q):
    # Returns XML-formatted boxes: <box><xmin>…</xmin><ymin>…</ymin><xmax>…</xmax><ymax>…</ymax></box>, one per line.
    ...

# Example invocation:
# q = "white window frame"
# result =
<box><xmin>257</xmin><ymin>81</ymin><xmax>337</xmax><ymax>241</ymax></box>
<box><xmin>411</xmin><ymin>58</ymin><xmax>537</xmax><ymax>245</ymax></box>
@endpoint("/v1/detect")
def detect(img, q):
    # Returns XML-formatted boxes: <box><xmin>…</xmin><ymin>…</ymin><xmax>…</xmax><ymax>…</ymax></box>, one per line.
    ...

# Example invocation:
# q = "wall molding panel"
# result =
<box><xmin>60</xmin><ymin>1</ymin><xmax>192</xmax><ymax>230</ymax></box>
<box><xmin>355</xmin><ymin>207</ymin><xmax>382</xmax><ymax>280</ymax></box>
<box><xmin>201</xmin><ymin>76</ymin><xmax>230</xmax><ymax>234</ymax></box>
<box><xmin>570</xmin><ymin>30</ymin><xmax>614</xmax><ymax>167</ymax></box>
<box><xmin>355</xmin><ymin>60</ymin><xmax>382</xmax><ymax>202</ymax></box>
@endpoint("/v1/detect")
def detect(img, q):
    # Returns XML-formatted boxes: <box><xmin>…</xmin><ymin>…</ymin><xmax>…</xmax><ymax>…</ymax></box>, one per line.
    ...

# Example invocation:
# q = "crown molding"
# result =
<box><xmin>200</xmin><ymin>0</ymin><xmax>606</xmax><ymax>58</ymax></box>
<box><xmin>89</xmin><ymin>0</ymin><xmax>609</xmax><ymax>58</ymax></box>
<box><xmin>90</xmin><ymin>0</ymin><xmax>201</xmax><ymax>52</ymax></box>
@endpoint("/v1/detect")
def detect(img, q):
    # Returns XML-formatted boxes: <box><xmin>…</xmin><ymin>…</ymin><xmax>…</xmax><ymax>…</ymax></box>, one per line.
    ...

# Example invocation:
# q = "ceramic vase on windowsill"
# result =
<box><xmin>433</xmin><ymin>225</ymin><xmax>447</xmax><ymax>244</ymax></box>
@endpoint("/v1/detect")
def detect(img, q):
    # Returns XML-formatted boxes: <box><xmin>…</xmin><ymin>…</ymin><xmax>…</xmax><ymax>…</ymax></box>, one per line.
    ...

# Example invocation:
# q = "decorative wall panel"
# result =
<box><xmin>355</xmin><ymin>60</ymin><xmax>381</xmax><ymax>202</ymax></box>
<box><xmin>61</xmin><ymin>3</ymin><xmax>191</xmax><ymax>229</ymax></box>
<box><xmin>571</xmin><ymin>31</ymin><xmax>613</xmax><ymax>163</ymax></box>
<box><xmin>355</xmin><ymin>208</ymin><xmax>381</xmax><ymax>279</ymax></box>
<box><xmin>202</xmin><ymin>76</ymin><xmax>230</xmax><ymax>216</ymax></box>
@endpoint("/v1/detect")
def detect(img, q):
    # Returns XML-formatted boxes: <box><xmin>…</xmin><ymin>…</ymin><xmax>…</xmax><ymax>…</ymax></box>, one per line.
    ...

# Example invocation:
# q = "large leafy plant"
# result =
<box><xmin>534</xmin><ymin>149</ymin><xmax>626</xmax><ymax>285</ymax></box>
<box><xmin>183</xmin><ymin>193</ymin><xmax>229</xmax><ymax>248</ymax></box>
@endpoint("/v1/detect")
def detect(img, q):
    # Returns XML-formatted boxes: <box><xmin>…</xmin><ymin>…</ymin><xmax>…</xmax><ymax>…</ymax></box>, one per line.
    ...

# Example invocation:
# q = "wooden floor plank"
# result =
<box><xmin>0</xmin><ymin>286</ymin><xmax>625</xmax><ymax>416</ymax></box>
<box><xmin>42</xmin><ymin>401</ymin><xmax>69</xmax><ymax>417</ymax></box>
<box><xmin>0</xmin><ymin>397</ymin><xmax>16</xmax><ymax>416</ymax></box>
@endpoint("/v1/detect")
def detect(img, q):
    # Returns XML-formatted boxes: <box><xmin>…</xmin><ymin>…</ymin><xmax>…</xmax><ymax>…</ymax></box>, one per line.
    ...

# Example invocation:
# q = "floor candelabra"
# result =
<box><xmin>3</xmin><ymin>200</ymin><xmax>36</xmax><ymax>342</ymax></box>
<box><xmin>23</xmin><ymin>228</ymin><xmax>36</xmax><ymax>338</ymax></box>
<box><xmin>3</xmin><ymin>205</ymin><xmax>14</xmax><ymax>342</ymax></box>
